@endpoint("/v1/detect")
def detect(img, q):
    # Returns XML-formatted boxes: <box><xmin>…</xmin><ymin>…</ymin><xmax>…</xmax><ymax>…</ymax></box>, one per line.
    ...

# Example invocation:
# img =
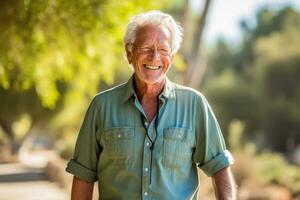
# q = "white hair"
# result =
<box><xmin>124</xmin><ymin>10</ymin><xmax>183</xmax><ymax>55</ymax></box>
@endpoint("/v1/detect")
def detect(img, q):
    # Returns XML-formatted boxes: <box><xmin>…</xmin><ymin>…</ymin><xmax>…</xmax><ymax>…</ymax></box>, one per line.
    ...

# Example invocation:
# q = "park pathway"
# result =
<box><xmin>0</xmin><ymin>161</ymin><xmax>69</xmax><ymax>200</ymax></box>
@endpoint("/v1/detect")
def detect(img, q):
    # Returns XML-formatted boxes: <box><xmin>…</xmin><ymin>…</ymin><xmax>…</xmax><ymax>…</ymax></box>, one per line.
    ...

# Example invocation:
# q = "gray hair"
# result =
<box><xmin>124</xmin><ymin>10</ymin><xmax>183</xmax><ymax>55</ymax></box>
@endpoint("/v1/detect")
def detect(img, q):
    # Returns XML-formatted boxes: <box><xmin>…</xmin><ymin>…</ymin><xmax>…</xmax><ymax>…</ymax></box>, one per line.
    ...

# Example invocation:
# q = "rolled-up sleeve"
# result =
<box><xmin>193</xmin><ymin>94</ymin><xmax>234</xmax><ymax>177</ymax></box>
<box><xmin>199</xmin><ymin>150</ymin><xmax>234</xmax><ymax>177</ymax></box>
<box><xmin>65</xmin><ymin>99</ymin><xmax>102</xmax><ymax>182</ymax></box>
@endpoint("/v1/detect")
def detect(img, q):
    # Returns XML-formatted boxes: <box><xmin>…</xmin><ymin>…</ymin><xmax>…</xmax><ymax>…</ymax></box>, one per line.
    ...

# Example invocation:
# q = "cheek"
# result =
<box><xmin>135</xmin><ymin>55</ymin><xmax>148</xmax><ymax>65</ymax></box>
<box><xmin>132</xmin><ymin>54</ymin><xmax>140</xmax><ymax>66</ymax></box>
<box><xmin>163</xmin><ymin>57</ymin><xmax>172</xmax><ymax>67</ymax></box>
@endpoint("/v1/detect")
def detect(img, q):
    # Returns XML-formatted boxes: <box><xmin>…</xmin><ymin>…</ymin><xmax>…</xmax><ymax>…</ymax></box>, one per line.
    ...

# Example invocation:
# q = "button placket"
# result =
<box><xmin>144</xmin><ymin>122</ymin><xmax>149</xmax><ymax>127</ymax></box>
<box><xmin>142</xmin><ymin>124</ymin><xmax>154</xmax><ymax>199</ymax></box>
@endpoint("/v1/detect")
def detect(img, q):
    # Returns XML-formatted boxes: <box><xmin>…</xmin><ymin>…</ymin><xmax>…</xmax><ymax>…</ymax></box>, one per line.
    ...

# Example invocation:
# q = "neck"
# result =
<box><xmin>134</xmin><ymin>75</ymin><xmax>165</xmax><ymax>101</ymax></box>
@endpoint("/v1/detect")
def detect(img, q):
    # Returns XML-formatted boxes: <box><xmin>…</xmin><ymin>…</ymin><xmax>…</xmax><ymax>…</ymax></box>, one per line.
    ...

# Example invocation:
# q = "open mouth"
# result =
<box><xmin>143</xmin><ymin>64</ymin><xmax>161</xmax><ymax>70</ymax></box>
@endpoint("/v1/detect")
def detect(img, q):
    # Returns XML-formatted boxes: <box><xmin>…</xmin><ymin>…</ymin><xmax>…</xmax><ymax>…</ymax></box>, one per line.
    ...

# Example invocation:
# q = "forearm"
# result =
<box><xmin>212</xmin><ymin>167</ymin><xmax>237</xmax><ymax>200</ymax></box>
<box><xmin>71</xmin><ymin>176</ymin><xmax>94</xmax><ymax>200</ymax></box>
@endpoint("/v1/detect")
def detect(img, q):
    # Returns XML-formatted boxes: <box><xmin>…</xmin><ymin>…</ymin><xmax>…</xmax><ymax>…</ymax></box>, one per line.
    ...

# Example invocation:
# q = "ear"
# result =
<box><xmin>171</xmin><ymin>54</ymin><xmax>175</xmax><ymax>62</ymax></box>
<box><xmin>125</xmin><ymin>44</ymin><xmax>132</xmax><ymax>64</ymax></box>
<box><xmin>169</xmin><ymin>54</ymin><xmax>175</xmax><ymax>65</ymax></box>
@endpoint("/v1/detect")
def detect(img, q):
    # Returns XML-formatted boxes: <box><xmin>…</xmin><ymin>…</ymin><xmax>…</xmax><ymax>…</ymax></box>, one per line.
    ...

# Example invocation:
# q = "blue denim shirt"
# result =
<box><xmin>66</xmin><ymin>75</ymin><xmax>234</xmax><ymax>200</ymax></box>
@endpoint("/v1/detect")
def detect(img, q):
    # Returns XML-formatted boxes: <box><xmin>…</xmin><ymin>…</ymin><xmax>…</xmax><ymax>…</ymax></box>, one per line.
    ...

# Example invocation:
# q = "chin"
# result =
<box><xmin>135</xmin><ymin>73</ymin><xmax>163</xmax><ymax>84</ymax></box>
<box><xmin>142</xmin><ymin>75</ymin><xmax>165</xmax><ymax>84</ymax></box>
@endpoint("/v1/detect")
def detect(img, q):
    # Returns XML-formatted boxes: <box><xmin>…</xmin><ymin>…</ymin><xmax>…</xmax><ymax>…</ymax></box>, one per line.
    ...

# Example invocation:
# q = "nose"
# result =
<box><xmin>147</xmin><ymin>49</ymin><xmax>161</xmax><ymax>64</ymax></box>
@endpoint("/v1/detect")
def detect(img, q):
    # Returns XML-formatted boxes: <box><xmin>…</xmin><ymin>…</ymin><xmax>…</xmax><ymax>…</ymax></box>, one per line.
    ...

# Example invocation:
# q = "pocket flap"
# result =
<box><xmin>163</xmin><ymin>127</ymin><xmax>190</xmax><ymax>140</ymax></box>
<box><xmin>104</xmin><ymin>127</ymin><xmax>134</xmax><ymax>140</ymax></box>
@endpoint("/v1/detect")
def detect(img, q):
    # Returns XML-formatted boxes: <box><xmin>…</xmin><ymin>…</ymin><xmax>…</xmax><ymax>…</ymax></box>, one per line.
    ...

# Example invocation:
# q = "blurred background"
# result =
<box><xmin>0</xmin><ymin>0</ymin><xmax>300</xmax><ymax>199</ymax></box>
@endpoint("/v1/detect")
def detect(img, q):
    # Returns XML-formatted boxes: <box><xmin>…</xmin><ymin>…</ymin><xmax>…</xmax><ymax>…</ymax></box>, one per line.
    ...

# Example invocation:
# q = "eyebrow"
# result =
<box><xmin>138</xmin><ymin>44</ymin><xmax>171</xmax><ymax>49</ymax></box>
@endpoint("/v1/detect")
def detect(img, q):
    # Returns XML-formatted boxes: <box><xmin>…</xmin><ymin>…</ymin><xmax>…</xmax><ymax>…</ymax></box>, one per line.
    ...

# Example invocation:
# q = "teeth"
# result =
<box><xmin>144</xmin><ymin>65</ymin><xmax>160</xmax><ymax>70</ymax></box>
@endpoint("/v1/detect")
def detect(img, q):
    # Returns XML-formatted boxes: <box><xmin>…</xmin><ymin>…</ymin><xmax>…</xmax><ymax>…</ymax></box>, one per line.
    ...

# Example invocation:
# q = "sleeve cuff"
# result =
<box><xmin>65</xmin><ymin>159</ymin><xmax>98</xmax><ymax>182</ymax></box>
<box><xmin>198</xmin><ymin>150</ymin><xmax>234</xmax><ymax>177</ymax></box>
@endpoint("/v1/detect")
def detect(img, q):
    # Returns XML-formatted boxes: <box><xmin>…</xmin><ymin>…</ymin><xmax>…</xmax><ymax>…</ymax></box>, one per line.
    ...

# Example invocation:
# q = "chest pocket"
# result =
<box><xmin>162</xmin><ymin>128</ymin><xmax>193</xmax><ymax>168</ymax></box>
<box><xmin>103</xmin><ymin>127</ymin><xmax>134</xmax><ymax>165</ymax></box>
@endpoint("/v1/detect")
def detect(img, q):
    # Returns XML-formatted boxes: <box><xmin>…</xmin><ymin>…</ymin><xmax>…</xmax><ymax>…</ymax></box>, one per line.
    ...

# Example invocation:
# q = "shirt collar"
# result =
<box><xmin>121</xmin><ymin>74</ymin><xmax>176</xmax><ymax>104</ymax></box>
<box><xmin>121</xmin><ymin>75</ymin><xmax>136</xmax><ymax>104</ymax></box>
<box><xmin>160</xmin><ymin>76</ymin><xmax>176</xmax><ymax>100</ymax></box>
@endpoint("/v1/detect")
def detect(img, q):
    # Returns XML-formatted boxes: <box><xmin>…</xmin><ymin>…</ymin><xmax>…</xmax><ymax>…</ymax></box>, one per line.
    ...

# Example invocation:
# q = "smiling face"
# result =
<box><xmin>126</xmin><ymin>25</ymin><xmax>173</xmax><ymax>85</ymax></box>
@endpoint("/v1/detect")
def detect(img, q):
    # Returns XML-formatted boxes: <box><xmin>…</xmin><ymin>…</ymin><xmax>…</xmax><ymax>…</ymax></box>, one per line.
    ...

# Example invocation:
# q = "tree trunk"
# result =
<box><xmin>0</xmin><ymin>119</ymin><xmax>19</xmax><ymax>155</ymax></box>
<box><xmin>0</xmin><ymin>119</ymin><xmax>33</xmax><ymax>156</ymax></box>
<box><xmin>180</xmin><ymin>0</ymin><xmax>190</xmax><ymax>57</ymax></box>
<box><xmin>184</xmin><ymin>0</ymin><xmax>212</xmax><ymax>88</ymax></box>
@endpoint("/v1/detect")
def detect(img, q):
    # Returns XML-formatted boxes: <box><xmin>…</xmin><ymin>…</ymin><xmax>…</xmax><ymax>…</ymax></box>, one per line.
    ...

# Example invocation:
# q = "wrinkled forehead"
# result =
<box><xmin>133</xmin><ymin>25</ymin><xmax>172</xmax><ymax>47</ymax></box>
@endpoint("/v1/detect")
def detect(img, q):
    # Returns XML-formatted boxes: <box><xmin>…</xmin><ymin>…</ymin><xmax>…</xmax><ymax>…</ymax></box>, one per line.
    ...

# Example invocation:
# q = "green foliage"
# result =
<box><xmin>206</xmin><ymin>39</ymin><xmax>235</xmax><ymax>75</ymax></box>
<box><xmin>0</xmin><ymin>0</ymin><xmax>172</xmax><ymax>153</ymax></box>
<box><xmin>0</xmin><ymin>0</ymin><xmax>171</xmax><ymax>108</ymax></box>
<box><xmin>252</xmin><ymin>8</ymin><xmax>300</xmax><ymax>151</ymax></box>
<box><xmin>228</xmin><ymin>120</ymin><xmax>245</xmax><ymax>151</ymax></box>
<box><xmin>204</xmin><ymin>6</ymin><xmax>300</xmax><ymax>152</ymax></box>
<box><xmin>257</xmin><ymin>152</ymin><xmax>300</xmax><ymax>193</ymax></box>
<box><xmin>203</xmin><ymin>69</ymin><xmax>261</xmax><ymax>139</ymax></box>
<box><xmin>228</xmin><ymin>121</ymin><xmax>300</xmax><ymax>194</ymax></box>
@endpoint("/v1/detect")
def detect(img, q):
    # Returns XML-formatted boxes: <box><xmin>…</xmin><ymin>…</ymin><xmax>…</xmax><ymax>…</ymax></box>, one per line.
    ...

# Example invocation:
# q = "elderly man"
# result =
<box><xmin>66</xmin><ymin>10</ymin><xmax>236</xmax><ymax>200</ymax></box>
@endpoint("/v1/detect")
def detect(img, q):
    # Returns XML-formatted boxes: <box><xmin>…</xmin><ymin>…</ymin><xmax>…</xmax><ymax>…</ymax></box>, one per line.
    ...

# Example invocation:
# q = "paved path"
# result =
<box><xmin>0</xmin><ymin>163</ymin><xmax>69</xmax><ymax>200</ymax></box>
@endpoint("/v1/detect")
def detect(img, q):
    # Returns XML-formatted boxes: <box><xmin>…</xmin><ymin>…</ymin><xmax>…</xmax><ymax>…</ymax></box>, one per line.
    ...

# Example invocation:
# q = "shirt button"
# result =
<box><xmin>145</xmin><ymin>167</ymin><xmax>148</xmax><ymax>172</ymax></box>
<box><xmin>144</xmin><ymin>122</ymin><xmax>149</xmax><ymax>127</ymax></box>
<box><xmin>146</xmin><ymin>142</ymin><xmax>150</xmax><ymax>146</ymax></box>
<box><xmin>144</xmin><ymin>192</ymin><xmax>148</xmax><ymax>196</ymax></box>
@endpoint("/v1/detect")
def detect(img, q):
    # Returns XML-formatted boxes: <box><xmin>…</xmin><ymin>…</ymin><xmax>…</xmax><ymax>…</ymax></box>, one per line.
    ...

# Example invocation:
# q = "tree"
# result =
<box><xmin>253</xmin><ymin>9</ymin><xmax>300</xmax><ymax>152</ymax></box>
<box><xmin>165</xmin><ymin>0</ymin><xmax>213</xmax><ymax>87</ymax></box>
<box><xmin>184</xmin><ymin>0</ymin><xmax>212</xmax><ymax>88</ymax></box>
<box><xmin>0</xmin><ymin>0</ymin><xmax>171</xmax><ymax>155</ymax></box>
<box><xmin>203</xmin><ymin>7</ymin><xmax>300</xmax><ymax>155</ymax></box>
